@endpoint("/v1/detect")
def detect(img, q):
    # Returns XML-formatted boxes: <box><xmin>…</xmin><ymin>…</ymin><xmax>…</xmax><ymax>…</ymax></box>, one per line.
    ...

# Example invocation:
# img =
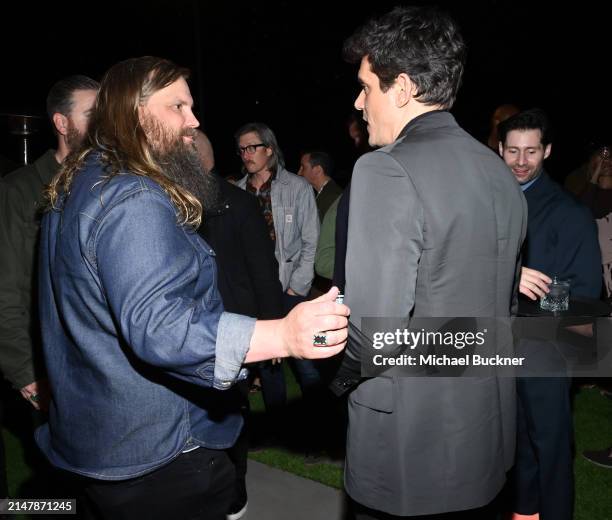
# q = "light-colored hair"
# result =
<box><xmin>234</xmin><ymin>122</ymin><xmax>285</xmax><ymax>175</ymax></box>
<box><xmin>46</xmin><ymin>56</ymin><xmax>202</xmax><ymax>227</ymax></box>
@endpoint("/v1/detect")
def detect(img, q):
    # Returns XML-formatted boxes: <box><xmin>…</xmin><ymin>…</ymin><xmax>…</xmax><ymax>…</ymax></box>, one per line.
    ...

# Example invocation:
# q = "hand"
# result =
<box><xmin>19</xmin><ymin>380</ymin><xmax>50</xmax><ymax>411</ymax></box>
<box><xmin>564</xmin><ymin>323</ymin><xmax>594</xmax><ymax>338</ymax></box>
<box><xmin>589</xmin><ymin>149</ymin><xmax>612</xmax><ymax>184</ymax></box>
<box><xmin>590</xmin><ymin>155</ymin><xmax>604</xmax><ymax>184</ymax></box>
<box><xmin>280</xmin><ymin>286</ymin><xmax>349</xmax><ymax>359</ymax></box>
<box><xmin>519</xmin><ymin>267</ymin><xmax>552</xmax><ymax>300</ymax></box>
<box><xmin>286</xmin><ymin>288</ymin><xmax>298</xmax><ymax>296</ymax></box>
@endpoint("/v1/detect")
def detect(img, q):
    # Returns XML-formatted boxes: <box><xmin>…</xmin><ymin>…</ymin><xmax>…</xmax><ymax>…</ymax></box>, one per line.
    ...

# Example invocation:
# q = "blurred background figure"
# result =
<box><xmin>0</xmin><ymin>154</ymin><xmax>17</xmax><ymax>176</ymax></box>
<box><xmin>487</xmin><ymin>103</ymin><xmax>520</xmax><ymax>150</ymax></box>
<box><xmin>346</xmin><ymin>112</ymin><xmax>370</xmax><ymax>158</ymax></box>
<box><xmin>298</xmin><ymin>150</ymin><xmax>341</xmax><ymax>222</ymax></box>
<box><xmin>565</xmin><ymin>131</ymin><xmax>612</xmax><ymax>197</ymax></box>
<box><xmin>234</xmin><ymin>122</ymin><xmax>322</xmax><ymax>456</ymax></box>
<box><xmin>194</xmin><ymin>129</ymin><xmax>284</xmax><ymax>520</ymax></box>
<box><xmin>0</xmin><ymin>74</ymin><xmax>98</xmax><ymax>505</ymax></box>
<box><xmin>193</xmin><ymin>127</ymin><xmax>216</xmax><ymax>174</ymax></box>
<box><xmin>579</xmin><ymin>145</ymin><xmax>612</xmax><ymax>297</ymax></box>
<box><xmin>298</xmin><ymin>150</ymin><xmax>341</xmax><ymax>296</ymax></box>
<box><xmin>578</xmin><ymin>145</ymin><xmax>612</xmax><ymax>466</ymax></box>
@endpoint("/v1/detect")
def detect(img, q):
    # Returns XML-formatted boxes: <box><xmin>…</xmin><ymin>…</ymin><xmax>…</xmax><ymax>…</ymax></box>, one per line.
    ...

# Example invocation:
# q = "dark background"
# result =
<box><xmin>1</xmin><ymin>0</ymin><xmax>610</xmax><ymax>180</ymax></box>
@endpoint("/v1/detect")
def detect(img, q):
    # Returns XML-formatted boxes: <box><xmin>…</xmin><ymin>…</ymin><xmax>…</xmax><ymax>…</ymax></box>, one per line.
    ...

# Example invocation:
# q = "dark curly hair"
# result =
<box><xmin>497</xmin><ymin>108</ymin><xmax>553</xmax><ymax>147</ymax></box>
<box><xmin>343</xmin><ymin>5</ymin><xmax>466</xmax><ymax>109</ymax></box>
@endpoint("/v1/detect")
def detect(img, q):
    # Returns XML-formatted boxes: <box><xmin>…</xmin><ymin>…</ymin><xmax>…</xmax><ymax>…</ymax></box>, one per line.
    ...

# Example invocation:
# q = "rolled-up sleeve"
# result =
<box><xmin>212</xmin><ymin>311</ymin><xmax>256</xmax><ymax>389</ymax></box>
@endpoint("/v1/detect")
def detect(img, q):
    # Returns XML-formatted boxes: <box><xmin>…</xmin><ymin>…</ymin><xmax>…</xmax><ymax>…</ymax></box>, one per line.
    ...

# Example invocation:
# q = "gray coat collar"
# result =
<box><xmin>398</xmin><ymin>110</ymin><xmax>454</xmax><ymax>140</ymax></box>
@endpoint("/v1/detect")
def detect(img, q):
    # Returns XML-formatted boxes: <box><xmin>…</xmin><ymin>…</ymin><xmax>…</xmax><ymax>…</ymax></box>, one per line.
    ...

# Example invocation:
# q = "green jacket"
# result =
<box><xmin>0</xmin><ymin>150</ymin><xmax>59</xmax><ymax>389</ymax></box>
<box><xmin>315</xmin><ymin>196</ymin><xmax>340</xmax><ymax>280</ymax></box>
<box><xmin>316</xmin><ymin>178</ymin><xmax>342</xmax><ymax>222</ymax></box>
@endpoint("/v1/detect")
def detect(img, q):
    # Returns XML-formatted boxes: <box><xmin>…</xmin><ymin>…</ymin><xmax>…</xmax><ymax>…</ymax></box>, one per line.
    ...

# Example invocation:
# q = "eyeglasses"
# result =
<box><xmin>237</xmin><ymin>143</ymin><xmax>266</xmax><ymax>156</ymax></box>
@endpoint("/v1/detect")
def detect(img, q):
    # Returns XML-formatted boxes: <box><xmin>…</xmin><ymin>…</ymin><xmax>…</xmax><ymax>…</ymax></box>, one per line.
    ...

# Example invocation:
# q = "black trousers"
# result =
<box><xmin>75</xmin><ymin>448</ymin><xmax>234</xmax><ymax>520</ymax></box>
<box><xmin>225</xmin><ymin>380</ymin><xmax>249</xmax><ymax>506</ymax></box>
<box><xmin>512</xmin><ymin>377</ymin><xmax>574</xmax><ymax>520</ymax></box>
<box><xmin>352</xmin><ymin>499</ymin><xmax>500</xmax><ymax>519</ymax></box>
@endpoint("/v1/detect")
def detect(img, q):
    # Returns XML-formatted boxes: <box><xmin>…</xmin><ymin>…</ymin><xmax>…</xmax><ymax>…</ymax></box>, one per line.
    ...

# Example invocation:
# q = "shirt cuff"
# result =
<box><xmin>213</xmin><ymin>311</ymin><xmax>256</xmax><ymax>390</ymax></box>
<box><xmin>9</xmin><ymin>366</ymin><xmax>36</xmax><ymax>391</ymax></box>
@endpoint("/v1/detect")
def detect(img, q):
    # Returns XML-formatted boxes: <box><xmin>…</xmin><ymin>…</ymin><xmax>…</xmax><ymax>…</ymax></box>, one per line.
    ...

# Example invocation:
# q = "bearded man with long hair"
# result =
<box><xmin>37</xmin><ymin>56</ymin><xmax>348</xmax><ymax>520</ymax></box>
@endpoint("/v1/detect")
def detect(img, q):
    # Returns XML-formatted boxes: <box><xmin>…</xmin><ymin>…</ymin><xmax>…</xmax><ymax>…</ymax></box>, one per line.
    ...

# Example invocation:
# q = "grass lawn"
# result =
<box><xmin>3</xmin><ymin>374</ymin><xmax>611</xmax><ymax>519</ymax></box>
<box><xmin>246</xmin><ymin>371</ymin><xmax>612</xmax><ymax>520</ymax></box>
<box><xmin>573</xmin><ymin>387</ymin><xmax>612</xmax><ymax>520</ymax></box>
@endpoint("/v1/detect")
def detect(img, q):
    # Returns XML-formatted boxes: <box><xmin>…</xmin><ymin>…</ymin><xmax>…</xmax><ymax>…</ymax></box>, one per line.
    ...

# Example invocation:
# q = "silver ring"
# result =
<box><xmin>30</xmin><ymin>393</ymin><xmax>39</xmax><ymax>402</ymax></box>
<box><xmin>313</xmin><ymin>332</ymin><xmax>328</xmax><ymax>347</ymax></box>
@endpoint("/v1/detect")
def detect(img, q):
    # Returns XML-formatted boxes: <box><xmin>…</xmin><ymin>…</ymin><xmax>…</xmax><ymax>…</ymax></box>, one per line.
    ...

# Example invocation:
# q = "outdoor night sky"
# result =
<box><xmin>1</xmin><ymin>0</ymin><xmax>609</xmax><ymax>178</ymax></box>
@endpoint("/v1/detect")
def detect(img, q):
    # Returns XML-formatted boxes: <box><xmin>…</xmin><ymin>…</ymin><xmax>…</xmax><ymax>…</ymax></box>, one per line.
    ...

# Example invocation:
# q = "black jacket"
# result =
<box><xmin>198</xmin><ymin>177</ymin><xmax>284</xmax><ymax>319</ymax></box>
<box><xmin>523</xmin><ymin>172</ymin><xmax>602</xmax><ymax>299</ymax></box>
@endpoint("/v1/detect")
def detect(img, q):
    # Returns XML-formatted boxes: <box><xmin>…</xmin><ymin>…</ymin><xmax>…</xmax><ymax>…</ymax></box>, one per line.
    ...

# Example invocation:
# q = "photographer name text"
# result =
<box><xmin>372</xmin><ymin>354</ymin><xmax>525</xmax><ymax>367</ymax></box>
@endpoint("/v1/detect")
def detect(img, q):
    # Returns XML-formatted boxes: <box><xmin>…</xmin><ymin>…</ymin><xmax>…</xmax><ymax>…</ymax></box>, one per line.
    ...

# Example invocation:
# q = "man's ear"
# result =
<box><xmin>395</xmin><ymin>73</ymin><xmax>415</xmax><ymax>107</ymax></box>
<box><xmin>52</xmin><ymin>113</ymin><xmax>68</xmax><ymax>136</ymax></box>
<box><xmin>498</xmin><ymin>142</ymin><xmax>504</xmax><ymax>157</ymax></box>
<box><xmin>313</xmin><ymin>164</ymin><xmax>323</xmax><ymax>177</ymax></box>
<box><xmin>544</xmin><ymin>143</ymin><xmax>552</xmax><ymax>160</ymax></box>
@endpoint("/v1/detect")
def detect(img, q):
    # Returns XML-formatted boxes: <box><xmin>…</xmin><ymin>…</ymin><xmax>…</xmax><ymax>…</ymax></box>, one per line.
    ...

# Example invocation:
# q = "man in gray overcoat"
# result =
<box><xmin>335</xmin><ymin>6</ymin><xmax>527</xmax><ymax>518</ymax></box>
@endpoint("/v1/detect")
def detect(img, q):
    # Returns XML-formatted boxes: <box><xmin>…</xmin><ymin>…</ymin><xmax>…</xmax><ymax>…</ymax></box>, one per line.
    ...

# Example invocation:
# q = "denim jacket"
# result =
<box><xmin>36</xmin><ymin>154</ymin><xmax>256</xmax><ymax>480</ymax></box>
<box><xmin>237</xmin><ymin>167</ymin><xmax>319</xmax><ymax>295</ymax></box>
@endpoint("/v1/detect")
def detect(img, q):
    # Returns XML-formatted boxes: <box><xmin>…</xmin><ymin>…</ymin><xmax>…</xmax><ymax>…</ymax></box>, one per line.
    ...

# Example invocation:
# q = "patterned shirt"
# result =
<box><xmin>246</xmin><ymin>171</ymin><xmax>276</xmax><ymax>243</ymax></box>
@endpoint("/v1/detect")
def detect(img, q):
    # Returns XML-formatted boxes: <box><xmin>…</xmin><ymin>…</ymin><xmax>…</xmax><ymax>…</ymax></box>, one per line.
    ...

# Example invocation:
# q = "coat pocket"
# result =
<box><xmin>351</xmin><ymin>377</ymin><xmax>394</xmax><ymax>413</ymax></box>
<box><xmin>278</xmin><ymin>206</ymin><xmax>300</xmax><ymax>255</ymax></box>
<box><xmin>278</xmin><ymin>259</ymin><xmax>293</xmax><ymax>292</ymax></box>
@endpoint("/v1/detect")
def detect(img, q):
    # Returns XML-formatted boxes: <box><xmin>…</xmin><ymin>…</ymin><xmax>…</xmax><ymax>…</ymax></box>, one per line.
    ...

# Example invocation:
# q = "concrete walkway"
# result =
<box><xmin>243</xmin><ymin>460</ymin><xmax>349</xmax><ymax>520</ymax></box>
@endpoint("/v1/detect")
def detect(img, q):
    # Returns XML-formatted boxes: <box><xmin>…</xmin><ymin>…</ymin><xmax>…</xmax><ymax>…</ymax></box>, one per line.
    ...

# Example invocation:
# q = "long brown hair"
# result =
<box><xmin>45</xmin><ymin>56</ymin><xmax>202</xmax><ymax>227</ymax></box>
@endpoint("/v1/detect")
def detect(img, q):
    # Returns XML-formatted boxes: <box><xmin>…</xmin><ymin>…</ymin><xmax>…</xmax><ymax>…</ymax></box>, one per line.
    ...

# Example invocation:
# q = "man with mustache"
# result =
<box><xmin>234</xmin><ymin>122</ymin><xmax>322</xmax><ymax>446</ymax></box>
<box><xmin>36</xmin><ymin>57</ymin><xmax>348</xmax><ymax>520</ymax></box>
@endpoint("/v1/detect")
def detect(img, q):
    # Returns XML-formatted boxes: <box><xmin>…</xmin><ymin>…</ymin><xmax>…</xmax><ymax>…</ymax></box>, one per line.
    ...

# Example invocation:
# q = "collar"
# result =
<box><xmin>521</xmin><ymin>171</ymin><xmax>543</xmax><ymax>192</ymax></box>
<box><xmin>316</xmin><ymin>178</ymin><xmax>331</xmax><ymax>195</ymax></box>
<box><xmin>397</xmin><ymin>109</ymin><xmax>451</xmax><ymax>140</ymax></box>
<box><xmin>247</xmin><ymin>167</ymin><xmax>277</xmax><ymax>191</ymax></box>
<box><xmin>35</xmin><ymin>149</ymin><xmax>62</xmax><ymax>184</ymax></box>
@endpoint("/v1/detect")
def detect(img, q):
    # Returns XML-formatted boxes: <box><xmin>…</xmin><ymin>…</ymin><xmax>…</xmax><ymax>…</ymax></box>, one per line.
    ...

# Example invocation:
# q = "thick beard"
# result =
<box><xmin>66</xmin><ymin>122</ymin><xmax>85</xmax><ymax>152</ymax></box>
<box><xmin>143</xmin><ymin>115</ymin><xmax>221</xmax><ymax>214</ymax></box>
